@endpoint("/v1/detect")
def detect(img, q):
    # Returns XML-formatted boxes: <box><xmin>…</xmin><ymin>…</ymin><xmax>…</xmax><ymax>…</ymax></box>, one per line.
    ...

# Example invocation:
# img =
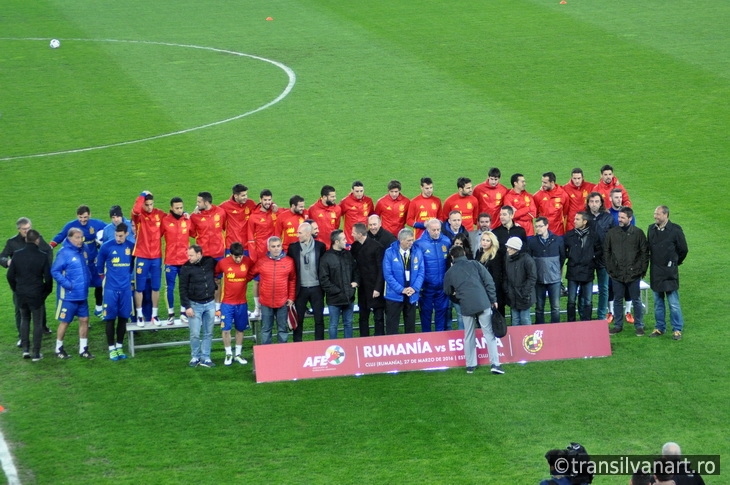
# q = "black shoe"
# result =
<box><xmin>22</xmin><ymin>352</ymin><xmax>31</xmax><ymax>359</ymax></box>
<box><xmin>43</xmin><ymin>327</ymin><xmax>53</xmax><ymax>335</ymax></box>
<box><xmin>32</xmin><ymin>353</ymin><xmax>43</xmax><ymax>362</ymax></box>
<box><xmin>635</xmin><ymin>327</ymin><xmax>645</xmax><ymax>337</ymax></box>
<box><xmin>79</xmin><ymin>347</ymin><xmax>95</xmax><ymax>359</ymax></box>
<box><xmin>466</xmin><ymin>366</ymin><xmax>476</xmax><ymax>374</ymax></box>
<box><xmin>609</xmin><ymin>327</ymin><xmax>623</xmax><ymax>335</ymax></box>
<box><xmin>16</xmin><ymin>339</ymin><xmax>22</xmax><ymax>348</ymax></box>
<box><xmin>490</xmin><ymin>364</ymin><xmax>505</xmax><ymax>375</ymax></box>
<box><xmin>56</xmin><ymin>347</ymin><xmax>71</xmax><ymax>359</ymax></box>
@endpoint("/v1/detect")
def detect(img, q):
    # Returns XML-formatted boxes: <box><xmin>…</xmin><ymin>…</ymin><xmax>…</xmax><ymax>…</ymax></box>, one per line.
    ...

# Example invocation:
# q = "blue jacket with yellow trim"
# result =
<box><xmin>51</xmin><ymin>241</ymin><xmax>91</xmax><ymax>301</ymax></box>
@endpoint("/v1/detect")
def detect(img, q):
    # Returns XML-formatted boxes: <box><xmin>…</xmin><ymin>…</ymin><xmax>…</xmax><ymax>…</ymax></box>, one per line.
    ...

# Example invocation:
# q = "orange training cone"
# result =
<box><xmin>266</xmin><ymin>17</ymin><xmax>273</xmax><ymax>21</ymax></box>
<box><xmin>560</xmin><ymin>0</ymin><xmax>567</xmax><ymax>3</ymax></box>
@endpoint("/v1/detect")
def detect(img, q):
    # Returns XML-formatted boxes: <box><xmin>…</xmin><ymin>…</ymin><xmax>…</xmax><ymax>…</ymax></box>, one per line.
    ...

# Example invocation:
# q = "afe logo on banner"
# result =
<box><xmin>303</xmin><ymin>345</ymin><xmax>346</xmax><ymax>367</ymax></box>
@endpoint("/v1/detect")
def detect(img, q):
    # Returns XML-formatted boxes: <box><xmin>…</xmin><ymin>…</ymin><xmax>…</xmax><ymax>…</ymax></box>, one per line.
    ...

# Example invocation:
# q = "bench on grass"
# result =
<box><xmin>126</xmin><ymin>318</ymin><xmax>256</xmax><ymax>357</ymax></box>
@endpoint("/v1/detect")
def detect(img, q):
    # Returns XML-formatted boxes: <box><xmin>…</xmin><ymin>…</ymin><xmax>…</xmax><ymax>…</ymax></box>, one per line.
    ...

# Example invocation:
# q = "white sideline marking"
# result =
<box><xmin>0</xmin><ymin>426</ymin><xmax>21</xmax><ymax>485</ymax></box>
<box><xmin>0</xmin><ymin>38</ymin><xmax>297</xmax><ymax>161</ymax></box>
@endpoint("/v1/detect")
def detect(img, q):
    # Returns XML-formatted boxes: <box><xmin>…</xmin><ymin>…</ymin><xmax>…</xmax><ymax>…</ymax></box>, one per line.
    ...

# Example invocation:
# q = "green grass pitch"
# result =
<box><xmin>1</xmin><ymin>0</ymin><xmax>728</xmax><ymax>483</ymax></box>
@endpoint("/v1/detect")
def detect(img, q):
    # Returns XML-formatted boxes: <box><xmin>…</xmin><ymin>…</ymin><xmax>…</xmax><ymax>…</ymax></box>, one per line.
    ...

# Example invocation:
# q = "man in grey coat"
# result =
<box><xmin>443</xmin><ymin>245</ymin><xmax>504</xmax><ymax>375</ymax></box>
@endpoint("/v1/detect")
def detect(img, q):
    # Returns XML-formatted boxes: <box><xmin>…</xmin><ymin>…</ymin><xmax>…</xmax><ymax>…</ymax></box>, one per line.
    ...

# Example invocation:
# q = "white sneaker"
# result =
<box><xmin>167</xmin><ymin>314</ymin><xmax>175</xmax><ymax>325</ymax></box>
<box><xmin>180</xmin><ymin>314</ymin><xmax>189</xmax><ymax>324</ymax></box>
<box><xmin>234</xmin><ymin>354</ymin><xmax>248</xmax><ymax>365</ymax></box>
<box><xmin>224</xmin><ymin>354</ymin><xmax>233</xmax><ymax>366</ymax></box>
<box><xmin>152</xmin><ymin>316</ymin><xmax>162</xmax><ymax>327</ymax></box>
<box><xmin>249</xmin><ymin>308</ymin><xmax>261</xmax><ymax>320</ymax></box>
<box><xmin>136</xmin><ymin>317</ymin><xmax>145</xmax><ymax>327</ymax></box>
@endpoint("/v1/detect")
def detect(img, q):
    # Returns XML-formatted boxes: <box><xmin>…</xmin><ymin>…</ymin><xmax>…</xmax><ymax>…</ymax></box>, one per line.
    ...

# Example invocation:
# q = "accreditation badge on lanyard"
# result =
<box><xmin>402</xmin><ymin>251</ymin><xmax>411</xmax><ymax>282</ymax></box>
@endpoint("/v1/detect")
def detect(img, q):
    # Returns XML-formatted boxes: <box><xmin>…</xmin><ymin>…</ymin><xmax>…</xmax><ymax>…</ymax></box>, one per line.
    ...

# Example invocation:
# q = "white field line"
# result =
<box><xmin>0</xmin><ymin>38</ymin><xmax>297</xmax><ymax>161</ymax></box>
<box><xmin>0</xmin><ymin>425</ymin><xmax>21</xmax><ymax>485</ymax></box>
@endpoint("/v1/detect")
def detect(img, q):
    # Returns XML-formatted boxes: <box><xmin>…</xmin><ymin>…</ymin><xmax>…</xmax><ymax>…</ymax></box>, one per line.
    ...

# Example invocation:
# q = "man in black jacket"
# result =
<box><xmin>604</xmin><ymin>207</ymin><xmax>649</xmax><ymax>336</ymax></box>
<box><xmin>492</xmin><ymin>206</ymin><xmax>528</xmax><ymax>315</ymax></box>
<box><xmin>564</xmin><ymin>212</ymin><xmax>603</xmax><ymax>321</ymax></box>
<box><xmin>367</xmin><ymin>214</ymin><xmax>396</xmax><ymax>248</ymax></box>
<box><xmin>287</xmin><ymin>222</ymin><xmax>327</xmax><ymax>341</ymax></box>
<box><xmin>7</xmin><ymin>230</ymin><xmax>53</xmax><ymax>360</ymax></box>
<box><xmin>180</xmin><ymin>245</ymin><xmax>218</xmax><ymax>367</ymax></box>
<box><xmin>319</xmin><ymin>230</ymin><xmax>359</xmax><ymax>339</ymax></box>
<box><xmin>350</xmin><ymin>223</ymin><xmax>386</xmax><ymax>336</ymax></box>
<box><xmin>648</xmin><ymin>206</ymin><xmax>688</xmax><ymax>340</ymax></box>
<box><xmin>1</xmin><ymin>217</ymin><xmax>53</xmax><ymax>345</ymax></box>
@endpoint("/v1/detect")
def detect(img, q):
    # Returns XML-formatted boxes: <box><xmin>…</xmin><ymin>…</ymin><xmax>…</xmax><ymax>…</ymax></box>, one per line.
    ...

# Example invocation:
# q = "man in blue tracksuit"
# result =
<box><xmin>414</xmin><ymin>219</ymin><xmax>451</xmax><ymax>331</ymax></box>
<box><xmin>383</xmin><ymin>228</ymin><xmax>425</xmax><ymax>335</ymax></box>
<box><xmin>51</xmin><ymin>205</ymin><xmax>107</xmax><ymax>318</ymax></box>
<box><xmin>51</xmin><ymin>228</ymin><xmax>93</xmax><ymax>359</ymax></box>
<box><xmin>527</xmin><ymin>217</ymin><xmax>565</xmax><ymax>324</ymax></box>
<box><xmin>97</xmin><ymin>223</ymin><xmax>135</xmax><ymax>361</ymax></box>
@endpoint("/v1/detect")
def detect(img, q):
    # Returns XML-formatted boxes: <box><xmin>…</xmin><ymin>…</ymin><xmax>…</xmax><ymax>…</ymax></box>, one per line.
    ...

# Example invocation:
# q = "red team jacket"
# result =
<box><xmin>131</xmin><ymin>194</ymin><xmax>166</xmax><ymax>259</ymax></box>
<box><xmin>247</xmin><ymin>204</ymin><xmax>277</xmax><ymax>261</ymax></box>
<box><xmin>563</xmin><ymin>180</ymin><xmax>596</xmax><ymax>231</ymax></box>
<box><xmin>534</xmin><ymin>184</ymin><xmax>569</xmax><ymax>236</ymax></box>
<box><xmin>473</xmin><ymin>181</ymin><xmax>508</xmax><ymax>229</ymax></box>
<box><xmin>339</xmin><ymin>193</ymin><xmax>374</xmax><ymax>244</ymax></box>
<box><xmin>406</xmin><ymin>194</ymin><xmax>443</xmax><ymax>239</ymax></box>
<box><xmin>275</xmin><ymin>209</ymin><xmax>308</xmax><ymax>251</ymax></box>
<box><xmin>220</xmin><ymin>197</ymin><xmax>256</xmax><ymax>249</ymax></box>
<box><xmin>161</xmin><ymin>212</ymin><xmax>191</xmax><ymax>266</ymax></box>
<box><xmin>190</xmin><ymin>205</ymin><xmax>227</xmax><ymax>259</ymax></box>
<box><xmin>308</xmin><ymin>199</ymin><xmax>342</xmax><ymax>249</ymax></box>
<box><xmin>504</xmin><ymin>189</ymin><xmax>536</xmax><ymax>237</ymax></box>
<box><xmin>375</xmin><ymin>194</ymin><xmax>410</xmax><ymax>237</ymax></box>
<box><xmin>442</xmin><ymin>193</ymin><xmax>479</xmax><ymax>231</ymax></box>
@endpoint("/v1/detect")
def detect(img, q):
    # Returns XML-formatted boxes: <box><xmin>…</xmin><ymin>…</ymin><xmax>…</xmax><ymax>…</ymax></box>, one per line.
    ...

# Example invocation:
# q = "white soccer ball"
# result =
<box><xmin>50</xmin><ymin>39</ymin><xmax>61</xmax><ymax>49</ymax></box>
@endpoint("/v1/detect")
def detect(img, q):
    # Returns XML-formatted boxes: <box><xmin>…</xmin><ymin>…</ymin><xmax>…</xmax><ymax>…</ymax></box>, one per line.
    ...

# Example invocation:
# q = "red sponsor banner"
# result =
<box><xmin>253</xmin><ymin>320</ymin><xmax>611</xmax><ymax>383</ymax></box>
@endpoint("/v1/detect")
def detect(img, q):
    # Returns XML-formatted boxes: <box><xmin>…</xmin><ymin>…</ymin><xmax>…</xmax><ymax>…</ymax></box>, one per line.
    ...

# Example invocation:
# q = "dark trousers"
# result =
<box><xmin>357</xmin><ymin>287</ymin><xmax>385</xmax><ymax>337</ymax></box>
<box><xmin>611</xmin><ymin>279</ymin><xmax>644</xmax><ymax>329</ymax></box>
<box><xmin>385</xmin><ymin>298</ymin><xmax>416</xmax><ymax>335</ymax></box>
<box><xmin>19</xmin><ymin>299</ymin><xmax>44</xmax><ymax>355</ymax></box>
<box><xmin>105</xmin><ymin>318</ymin><xmax>128</xmax><ymax>347</ymax></box>
<box><xmin>294</xmin><ymin>286</ymin><xmax>325</xmax><ymax>341</ymax></box>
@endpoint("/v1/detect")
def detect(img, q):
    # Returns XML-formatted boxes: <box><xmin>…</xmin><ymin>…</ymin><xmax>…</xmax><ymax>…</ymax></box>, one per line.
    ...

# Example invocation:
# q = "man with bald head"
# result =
<box><xmin>287</xmin><ymin>222</ymin><xmax>326</xmax><ymax>341</ymax></box>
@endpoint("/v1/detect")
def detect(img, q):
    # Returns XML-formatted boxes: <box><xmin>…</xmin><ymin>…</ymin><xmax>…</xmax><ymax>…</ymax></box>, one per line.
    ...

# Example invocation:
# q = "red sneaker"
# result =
<box><xmin>606</xmin><ymin>313</ymin><xmax>614</xmax><ymax>323</ymax></box>
<box><xmin>626</xmin><ymin>312</ymin><xmax>635</xmax><ymax>324</ymax></box>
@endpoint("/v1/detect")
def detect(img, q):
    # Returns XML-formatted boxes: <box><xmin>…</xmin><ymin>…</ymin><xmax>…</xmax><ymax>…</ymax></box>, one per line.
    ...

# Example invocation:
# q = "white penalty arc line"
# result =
<box><xmin>0</xmin><ymin>38</ymin><xmax>297</xmax><ymax>162</ymax></box>
<box><xmin>0</xmin><ymin>425</ymin><xmax>21</xmax><ymax>485</ymax></box>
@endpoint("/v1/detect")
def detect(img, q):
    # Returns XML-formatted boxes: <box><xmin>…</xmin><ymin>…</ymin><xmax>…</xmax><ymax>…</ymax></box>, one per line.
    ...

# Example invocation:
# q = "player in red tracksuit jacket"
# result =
<box><xmin>442</xmin><ymin>177</ymin><xmax>479</xmax><ymax>231</ymax></box>
<box><xmin>473</xmin><ymin>168</ymin><xmax>509</xmax><ymax>229</ymax></box>
<box><xmin>563</xmin><ymin>168</ymin><xmax>596</xmax><ymax>231</ymax></box>
<box><xmin>505</xmin><ymin>173</ymin><xmax>536</xmax><ymax>237</ymax></box>
<box><xmin>375</xmin><ymin>180</ymin><xmax>410</xmax><ymax>237</ymax></box>
<box><xmin>275</xmin><ymin>195</ymin><xmax>308</xmax><ymax>251</ymax></box>
<box><xmin>190</xmin><ymin>193</ymin><xmax>227</xmax><ymax>259</ymax></box>
<box><xmin>595</xmin><ymin>164</ymin><xmax>631</xmax><ymax>208</ymax></box>
<box><xmin>308</xmin><ymin>185</ymin><xmax>342</xmax><ymax>250</ymax></box>
<box><xmin>161</xmin><ymin>197</ymin><xmax>191</xmax><ymax>324</ymax></box>
<box><xmin>131</xmin><ymin>191</ymin><xmax>167</xmax><ymax>325</ymax></box>
<box><xmin>406</xmin><ymin>177</ymin><xmax>442</xmax><ymax>239</ymax></box>
<box><xmin>339</xmin><ymin>181</ymin><xmax>374</xmax><ymax>245</ymax></box>
<box><xmin>246</xmin><ymin>189</ymin><xmax>278</xmax><ymax>319</ymax></box>
<box><xmin>190</xmin><ymin>191</ymin><xmax>227</xmax><ymax>319</ymax></box>
<box><xmin>219</xmin><ymin>184</ymin><xmax>256</xmax><ymax>252</ymax></box>
<box><xmin>533</xmin><ymin>172</ymin><xmax>569</xmax><ymax>236</ymax></box>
